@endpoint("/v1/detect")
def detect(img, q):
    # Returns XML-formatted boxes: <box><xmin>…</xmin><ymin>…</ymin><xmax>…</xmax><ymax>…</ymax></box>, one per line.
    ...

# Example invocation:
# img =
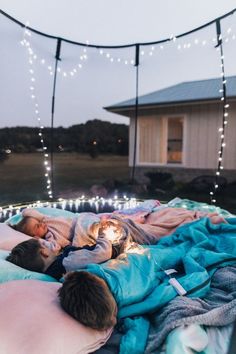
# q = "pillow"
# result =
<box><xmin>0</xmin><ymin>223</ymin><xmax>32</xmax><ymax>250</ymax></box>
<box><xmin>6</xmin><ymin>206</ymin><xmax>76</xmax><ymax>225</ymax></box>
<box><xmin>0</xmin><ymin>249</ymin><xmax>56</xmax><ymax>284</ymax></box>
<box><xmin>0</xmin><ymin>279</ymin><xmax>112</xmax><ymax>354</ymax></box>
<box><xmin>0</xmin><ymin>249</ymin><xmax>9</xmax><ymax>260</ymax></box>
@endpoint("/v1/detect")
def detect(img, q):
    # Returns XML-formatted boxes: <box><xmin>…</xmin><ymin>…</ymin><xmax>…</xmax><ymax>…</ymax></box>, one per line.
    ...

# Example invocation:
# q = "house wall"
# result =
<box><xmin>129</xmin><ymin>101</ymin><xmax>236</xmax><ymax>171</ymax></box>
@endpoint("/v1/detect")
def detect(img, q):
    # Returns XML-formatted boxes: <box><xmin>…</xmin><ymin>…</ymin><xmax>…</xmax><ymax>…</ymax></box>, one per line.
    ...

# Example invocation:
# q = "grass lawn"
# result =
<box><xmin>0</xmin><ymin>153</ymin><xmax>235</xmax><ymax>215</ymax></box>
<box><xmin>0</xmin><ymin>153</ymin><xmax>129</xmax><ymax>205</ymax></box>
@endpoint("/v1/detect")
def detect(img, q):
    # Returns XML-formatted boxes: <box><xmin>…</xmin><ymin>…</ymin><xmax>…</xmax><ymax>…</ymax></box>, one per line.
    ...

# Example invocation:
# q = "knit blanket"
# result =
<box><xmin>146</xmin><ymin>265</ymin><xmax>236</xmax><ymax>352</ymax></box>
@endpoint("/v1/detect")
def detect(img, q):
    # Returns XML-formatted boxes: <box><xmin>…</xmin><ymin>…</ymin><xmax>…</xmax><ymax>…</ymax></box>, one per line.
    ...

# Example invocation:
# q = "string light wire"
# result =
<box><xmin>21</xmin><ymin>27</ymin><xmax>53</xmax><ymax>199</ymax></box>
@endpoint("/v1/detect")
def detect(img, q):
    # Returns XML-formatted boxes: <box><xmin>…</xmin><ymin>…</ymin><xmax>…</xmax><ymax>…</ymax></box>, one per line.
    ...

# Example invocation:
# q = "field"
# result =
<box><xmin>0</xmin><ymin>153</ymin><xmax>130</xmax><ymax>205</ymax></box>
<box><xmin>0</xmin><ymin>153</ymin><xmax>235</xmax><ymax>215</ymax></box>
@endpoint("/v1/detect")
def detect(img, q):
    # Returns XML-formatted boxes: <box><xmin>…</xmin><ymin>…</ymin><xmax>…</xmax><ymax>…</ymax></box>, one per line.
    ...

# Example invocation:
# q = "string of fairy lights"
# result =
<box><xmin>210</xmin><ymin>23</ymin><xmax>230</xmax><ymax>204</ymax></box>
<box><xmin>1</xmin><ymin>8</ymin><xmax>236</xmax><ymax>205</ymax></box>
<box><xmin>20</xmin><ymin>26</ymin><xmax>53</xmax><ymax>199</ymax></box>
<box><xmin>0</xmin><ymin>196</ymin><xmax>139</xmax><ymax>222</ymax></box>
<box><xmin>20</xmin><ymin>31</ymin><xmax>88</xmax><ymax>78</ymax></box>
<box><xmin>18</xmin><ymin>26</ymin><xmax>236</xmax><ymax>78</ymax></box>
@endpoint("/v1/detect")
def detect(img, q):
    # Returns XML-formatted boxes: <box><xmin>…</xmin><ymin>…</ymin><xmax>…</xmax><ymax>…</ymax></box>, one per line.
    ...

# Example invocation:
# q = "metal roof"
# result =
<box><xmin>105</xmin><ymin>76</ymin><xmax>236</xmax><ymax>110</ymax></box>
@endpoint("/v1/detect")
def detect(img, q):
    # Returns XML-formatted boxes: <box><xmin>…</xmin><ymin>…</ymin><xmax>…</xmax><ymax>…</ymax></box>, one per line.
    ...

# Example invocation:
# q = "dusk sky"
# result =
<box><xmin>1</xmin><ymin>0</ymin><xmax>236</xmax><ymax>128</ymax></box>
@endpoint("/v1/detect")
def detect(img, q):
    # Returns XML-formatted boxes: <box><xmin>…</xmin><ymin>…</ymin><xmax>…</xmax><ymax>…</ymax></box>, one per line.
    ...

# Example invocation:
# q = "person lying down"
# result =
<box><xmin>8</xmin><ymin>207</ymin><xmax>227</xmax><ymax>257</ymax></box>
<box><xmin>56</xmin><ymin>215</ymin><xmax>236</xmax><ymax>349</ymax></box>
<box><xmin>6</xmin><ymin>232</ymin><xmax>121</xmax><ymax>280</ymax></box>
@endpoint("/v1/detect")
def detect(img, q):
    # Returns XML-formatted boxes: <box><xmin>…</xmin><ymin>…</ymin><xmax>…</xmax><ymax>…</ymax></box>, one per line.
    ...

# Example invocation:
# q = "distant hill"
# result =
<box><xmin>0</xmin><ymin>119</ymin><xmax>128</xmax><ymax>155</ymax></box>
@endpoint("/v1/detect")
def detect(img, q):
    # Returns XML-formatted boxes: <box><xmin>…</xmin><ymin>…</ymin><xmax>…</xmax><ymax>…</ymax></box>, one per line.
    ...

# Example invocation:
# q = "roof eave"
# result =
<box><xmin>105</xmin><ymin>96</ymin><xmax>236</xmax><ymax>114</ymax></box>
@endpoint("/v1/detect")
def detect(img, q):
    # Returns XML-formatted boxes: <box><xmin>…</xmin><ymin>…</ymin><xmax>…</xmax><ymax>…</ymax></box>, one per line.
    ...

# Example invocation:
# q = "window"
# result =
<box><xmin>138</xmin><ymin>115</ymin><xmax>184</xmax><ymax>165</ymax></box>
<box><xmin>167</xmin><ymin>117</ymin><xmax>183</xmax><ymax>163</ymax></box>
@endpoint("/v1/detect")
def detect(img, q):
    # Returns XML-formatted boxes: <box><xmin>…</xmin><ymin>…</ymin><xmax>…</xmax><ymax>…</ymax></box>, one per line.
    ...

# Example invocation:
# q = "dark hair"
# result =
<box><xmin>6</xmin><ymin>239</ymin><xmax>44</xmax><ymax>272</ymax></box>
<box><xmin>58</xmin><ymin>271</ymin><xmax>117</xmax><ymax>330</ymax></box>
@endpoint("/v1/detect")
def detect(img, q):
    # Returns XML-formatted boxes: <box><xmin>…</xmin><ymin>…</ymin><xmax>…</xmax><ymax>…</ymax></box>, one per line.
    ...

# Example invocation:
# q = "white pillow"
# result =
<box><xmin>0</xmin><ymin>223</ymin><xmax>32</xmax><ymax>250</ymax></box>
<box><xmin>0</xmin><ymin>279</ymin><xmax>112</xmax><ymax>354</ymax></box>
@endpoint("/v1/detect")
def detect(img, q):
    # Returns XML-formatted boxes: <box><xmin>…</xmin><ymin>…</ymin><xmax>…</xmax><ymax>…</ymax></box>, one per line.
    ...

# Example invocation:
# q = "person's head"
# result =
<box><xmin>6</xmin><ymin>238</ymin><xmax>58</xmax><ymax>272</ymax></box>
<box><xmin>9</xmin><ymin>216</ymin><xmax>48</xmax><ymax>238</ymax></box>
<box><xmin>58</xmin><ymin>271</ymin><xmax>117</xmax><ymax>331</ymax></box>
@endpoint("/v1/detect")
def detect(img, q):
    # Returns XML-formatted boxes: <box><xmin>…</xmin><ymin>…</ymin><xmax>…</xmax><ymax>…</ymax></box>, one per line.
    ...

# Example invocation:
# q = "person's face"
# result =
<box><xmin>37</xmin><ymin>239</ymin><xmax>59</xmax><ymax>270</ymax></box>
<box><xmin>25</xmin><ymin>218</ymin><xmax>48</xmax><ymax>238</ymax></box>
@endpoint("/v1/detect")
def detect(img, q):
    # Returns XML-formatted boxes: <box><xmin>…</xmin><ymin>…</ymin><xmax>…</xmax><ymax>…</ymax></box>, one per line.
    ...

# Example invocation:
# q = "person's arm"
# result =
<box><xmin>40</xmin><ymin>238</ymin><xmax>62</xmax><ymax>253</ymax></box>
<box><xmin>62</xmin><ymin>234</ymin><xmax>112</xmax><ymax>272</ymax></box>
<box><xmin>21</xmin><ymin>208</ymin><xmax>45</xmax><ymax>221</ymax></box>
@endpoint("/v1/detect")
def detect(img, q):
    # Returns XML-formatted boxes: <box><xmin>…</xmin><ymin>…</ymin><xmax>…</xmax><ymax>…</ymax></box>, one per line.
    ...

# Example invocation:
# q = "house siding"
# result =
<box><xmin>129</xmin><ymin>101</ymin><xmax>236</xmax><ymax>170</ymax></box>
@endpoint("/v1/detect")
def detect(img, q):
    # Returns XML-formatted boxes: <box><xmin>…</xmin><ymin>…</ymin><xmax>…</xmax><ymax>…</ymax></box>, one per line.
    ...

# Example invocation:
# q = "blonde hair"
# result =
<box><xmin>9</xmin><ymin>216</ymin><xmax>34</xmax><ymax>236</ymax></box>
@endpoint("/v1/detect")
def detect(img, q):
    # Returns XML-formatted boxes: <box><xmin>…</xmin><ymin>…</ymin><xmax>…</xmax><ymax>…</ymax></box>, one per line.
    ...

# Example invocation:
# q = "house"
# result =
<box><xmin>105</xmin><ymin>76</ymin><xmax>236</xmax><ymax>183</ymax></box>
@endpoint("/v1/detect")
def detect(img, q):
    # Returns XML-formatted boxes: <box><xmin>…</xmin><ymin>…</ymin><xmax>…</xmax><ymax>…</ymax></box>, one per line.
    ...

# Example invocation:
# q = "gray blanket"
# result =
<box><xmin>145</xmin><ymin>265</ymin><xmax>236</xmax><ymax>353</ymax></box>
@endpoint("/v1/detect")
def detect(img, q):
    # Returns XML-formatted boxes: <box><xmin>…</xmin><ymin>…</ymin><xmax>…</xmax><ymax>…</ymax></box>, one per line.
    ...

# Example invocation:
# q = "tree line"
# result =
<box><xmin>0</xmin><ymin>119</ymin><xmax>129</xmax><ymax>157</ymax></box>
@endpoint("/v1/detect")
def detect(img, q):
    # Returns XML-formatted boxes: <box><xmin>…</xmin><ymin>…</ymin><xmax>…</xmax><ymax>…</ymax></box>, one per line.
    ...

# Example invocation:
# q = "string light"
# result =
<box><xmin>20</xmin><ymin>26</ymin><xmax>53</xmax><ymax>199</ymax></box>
<box><xmin>210</xmin><ymin>23</ymin><xmax>229</xmax><ymax>204</ymax></box>
<box><xmin>136</xmin><ymin>26</ymin><xmax>236</xmax><ymax>61</ymax></box>
<box><xmin>21</xmin><ymin>30</ymin><xmax>88</xmax><ymax>79</ymax></box>
<box><xmin>98</xmin><ymin>48</ymin><xmax>135</xmax><ymax>66</ymax></box>
<box><xmin>0</xmin><ymin>197</ymin><xmax>141</xmax><ymax>222</ymax></box>
<box><xmin>19</xmin><ymin>23</ymin><xmax>236</xmax><ymax>73</ymax></box>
